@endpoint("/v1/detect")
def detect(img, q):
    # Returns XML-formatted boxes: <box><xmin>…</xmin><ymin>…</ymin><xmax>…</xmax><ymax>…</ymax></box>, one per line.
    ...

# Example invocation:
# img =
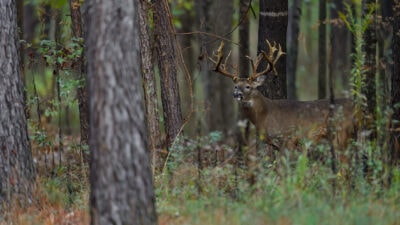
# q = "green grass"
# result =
<box><xmin>156</xmin><ymin>166</ymin><xmax>400</xmax><ymax>225</ymax></box>
<box><xmin>155</xmin><ymin>137</ymin><xmax>400</xmax><ymax>225</ymax></box>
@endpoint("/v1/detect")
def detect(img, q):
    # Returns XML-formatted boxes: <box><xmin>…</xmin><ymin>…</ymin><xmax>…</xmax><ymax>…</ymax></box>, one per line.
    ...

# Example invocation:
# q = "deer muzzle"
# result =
<box><xmin>233</xmin><ymin>90</ymin><xmax>243</xmax><ymax>101</ymax></box>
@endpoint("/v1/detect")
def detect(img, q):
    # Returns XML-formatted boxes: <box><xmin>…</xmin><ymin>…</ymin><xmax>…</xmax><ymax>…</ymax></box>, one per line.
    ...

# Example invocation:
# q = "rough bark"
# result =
<box><xmin>257</xmin><ymin>0</ymin><xmax>288</xmax><ymax>99</ymax></box>
<box><xmin>391</xmin><ymin>0</ymin><xmax>400</xmax><ymax>167</ymax></box>
<box><xmin>0</xmin><ymin>0</ymin><xmax>35</xmax><ymax>211</ymax></box>
<box><xmin>331</xmin><ymin>0</ymin><xmax>351</xmax><ymax>90</ymax></box>
<box><xmin>362</xmin><ymin>0</ymin><xmax>377</xmax><ymax>135</ymax></box>
<box><xmin>153</xmin><ymin>0</ymin><xmax>183</xmax><ymax>147</ymax></box>
<box><xmin>239</xmin><ymin>0</ymin><xmax>251</xmax><ymax>78</ymax></box>
<box><xmin>69</xmin><ymin>0</ymin><xmax>89</xmax><ymax>160</ymax></box>
<box><xmin>287</xmin><ymin>0</ymin><xmax>301</xmax><ymax>100</ymax></box>
<box><xmin>84</xmin><ymin>0</ymin><xmax>158</xmax><ymax>224</ymax></box>
<box><xmin>318</xmin><ymin>0</ymin><xmax>327</xmax><ymax>99</ymax></box>
<box><xmin>139</xmin><ymin>0</ymin><xmax>163</xmax><ymax>171</ymax></box>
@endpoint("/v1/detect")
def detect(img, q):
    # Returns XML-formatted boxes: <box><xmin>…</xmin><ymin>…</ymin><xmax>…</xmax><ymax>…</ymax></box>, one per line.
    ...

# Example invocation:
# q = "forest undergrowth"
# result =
<box><xmin>3</xmin><ymin>131</ymin><xmax>400</xmax><ymax>225</ymax></box>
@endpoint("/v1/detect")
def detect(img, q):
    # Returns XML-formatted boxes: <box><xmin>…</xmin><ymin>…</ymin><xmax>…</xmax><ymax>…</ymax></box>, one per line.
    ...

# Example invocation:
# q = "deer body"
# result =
<box><xmin>233</xmin><ymin>77</ymin><xmax>353</xmax><ymax>146</ymax></box>
<box><xmin>211</xmin><ymin>40</ymin><xmax>354</xmax><ymax>149</ymax></box>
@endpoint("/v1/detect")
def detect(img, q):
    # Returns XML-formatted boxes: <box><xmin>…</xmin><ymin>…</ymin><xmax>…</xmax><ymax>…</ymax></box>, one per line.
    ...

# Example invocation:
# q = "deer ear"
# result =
<box><xmin>252</xmin><ymin>75</ymin><xmax>266</xmax><ymax>87</ymax></box>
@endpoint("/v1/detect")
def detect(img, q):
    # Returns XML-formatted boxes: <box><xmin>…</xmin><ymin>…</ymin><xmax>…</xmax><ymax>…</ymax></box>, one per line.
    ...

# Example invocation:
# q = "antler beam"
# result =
<box><xmin>248</xmin><ymin>39</ymin><xmax>286</xmax><ymax>81</ymax></box>
<box><xmin>210</xmin><ymin>41</ymin><xmax>239</xmax><ymax>81</ymax></box>
<box><xmin>210</xmin><ymin>39</ymin><xmax>285</xmax><ymax>82</ymax></box>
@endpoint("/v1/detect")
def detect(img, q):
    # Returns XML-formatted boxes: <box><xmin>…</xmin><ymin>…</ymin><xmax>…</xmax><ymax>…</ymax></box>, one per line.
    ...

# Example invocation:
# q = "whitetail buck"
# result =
<box><xmin>210</xmin><ymin>40</ymin><xmax>354</xmax><ymax>150</ymax></box>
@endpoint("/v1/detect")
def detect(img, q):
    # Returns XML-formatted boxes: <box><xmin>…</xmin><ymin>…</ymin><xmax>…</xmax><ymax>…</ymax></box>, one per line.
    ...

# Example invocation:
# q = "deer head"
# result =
<box><xmin>210</xmin><ymin>40</ymin><xmax>285</xmax><ymax>105</ymax></box>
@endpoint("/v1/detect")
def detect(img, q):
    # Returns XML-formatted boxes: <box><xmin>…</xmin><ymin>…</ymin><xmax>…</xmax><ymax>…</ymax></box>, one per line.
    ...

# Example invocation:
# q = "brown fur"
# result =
<box><xmin>233</xmin><ymin>77</ymin><xmax>354</xmax><ymax>150</ymax></box>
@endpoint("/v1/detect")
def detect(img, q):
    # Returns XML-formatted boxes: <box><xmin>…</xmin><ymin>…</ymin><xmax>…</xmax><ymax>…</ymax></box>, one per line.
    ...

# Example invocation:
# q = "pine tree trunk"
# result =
<box><xmin>362</xmin><ymin>0</ymin><xmax>377</xmax><ymax>139</ymax></box>
<box><xmin>257</xmin><ymin>0</ymin><xmax>288</xmax><ymax>99</ymax></box>
<box><xmin>287</xmin><ymin>0</ymin><xmax>302</xmax><ymax>100</ymax></box>
<box><xmin>0</xmin><ymin>0</ymin><xmax>35</xmax><ymax>211</ymax></box>
<box><xmin>195</xmin><ymin>0</ymin><xmax>235</xmax><ymax>133</ymax></box>
<box><xmin>391</xmin><ymin>0</ymin><xmax>400</xmax><ymax>167</ymax></box>
<box><xmin>139</xmin><ymin>0</ymin><xmax>163</xmax><ymax>171</ymax></box>
<box><xmin>239</xmin><ymin>0</ymin><xmax>251</xmax><ymax>78</ymax></box>
<box><xmin>69</xmin><ymin>0</ymin><xmax>89</xmax><ymax>161</ymax></box>
<box><xmin>84</xmin><ymin>0</ymin><xmax>158</xmax><ymax>224</ymax></box>
<box><xmin>318</xmin><ymin>0</ymin><xmax>327</xmax><ymax>99</ymax></box>
<box><xmin>331</xmin><ymin>0</ymin><xmax>351</xmax><ymax>90</ymax></box>
<box><xmin>153</xmin><ymin>0</ymin><xmax>183</xmax><ymax>147</ymax></box>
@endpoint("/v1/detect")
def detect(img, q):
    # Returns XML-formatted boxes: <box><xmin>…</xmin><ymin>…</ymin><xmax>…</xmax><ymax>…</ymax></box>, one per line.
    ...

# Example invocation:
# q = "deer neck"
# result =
<box><xmin>239</xmin><ymin>92</ymin><xmax>271</xmax><ymax>126</ymax></box>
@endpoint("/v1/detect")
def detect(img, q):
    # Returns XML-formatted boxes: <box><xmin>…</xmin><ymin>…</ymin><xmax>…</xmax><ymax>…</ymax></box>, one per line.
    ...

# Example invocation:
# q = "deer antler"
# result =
<box><xmin>209</xmin><ymin>41</ymin><xmax>239</xmax><ymax>81</ymax></box>
<box><xmin>248</xmin><ymin>39</ymin><xmax>286</xmax><ymax>81</ymax></box>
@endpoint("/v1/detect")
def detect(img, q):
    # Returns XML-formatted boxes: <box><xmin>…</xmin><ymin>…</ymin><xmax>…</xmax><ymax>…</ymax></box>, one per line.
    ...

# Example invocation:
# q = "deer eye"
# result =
<box><xmin>245</xmin><ymin>85</ymin><xmax>250</xmax><ymax>89</ymax></box>
<box><xmin>234</xmin><ymin>85</ymin><xmax>238</xmax><ymax>89</ymax></box>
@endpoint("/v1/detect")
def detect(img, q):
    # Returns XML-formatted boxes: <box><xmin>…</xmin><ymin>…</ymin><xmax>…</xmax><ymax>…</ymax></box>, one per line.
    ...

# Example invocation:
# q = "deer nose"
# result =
<box><xmin>233</xmin><ymin>91</ymin><xmax>243</xmax><ymax>100</ymax></box>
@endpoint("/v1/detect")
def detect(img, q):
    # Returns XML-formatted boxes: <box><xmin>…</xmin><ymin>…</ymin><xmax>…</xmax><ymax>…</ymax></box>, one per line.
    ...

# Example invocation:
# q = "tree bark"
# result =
<box><xmin>84</xmin><ymin>0</ymin><xmax>158</xmax><ymax>224</ymax></box>
<box><xmin>331</xmin><ymin>0</ymin><xmax>351</xmax><ymax>90</ymax></box>
<box><xmin>362</xmin><ymin>0</ymin><xmax>377</xmax><ymax>136</ymax></box>
<box><xmin>318</xmin><ymin>0</ymin><xmax>327</xmax><ymax>99</ymax></box>
<box><xmin>139</xmin><ymin>0</ymin><xmax>163</xmax><ymax>171</ymax></box>
<box><xmin>257</xmin><ymin>0</ymin><xmax>288</xmax><ymax>99</ymax></box>
<box><xmin>239</xmin><ymin>0</ymin><xmax>251</xmax><ymax>78</ymax></box>
<box><xmin>195</xmin><ymin>0</ymin><xmax>235</xmax><ymax>133</ymax></box>
<box><xmin>153</xmin><ymin>0</ymin><xmax>183</xmax><ymax>147</ymax></box>
<box><xmin>0</xmin><ymin>0</ymin><xmax>35</xmax><ymax>211</ymax></box>
<box><xmin>391</xmin><ymin>0</ymin><xmax>400</xmax><ymax>167</ymax></box>
<box><xmin>287</xmin><ymin>0</ymin><xmax>302</xmax><ymax>100</ymax></box>
<box><xmin>69</xmin><ymin>0</ymin><xmax>89</xmax><ymax>161</ymax></box>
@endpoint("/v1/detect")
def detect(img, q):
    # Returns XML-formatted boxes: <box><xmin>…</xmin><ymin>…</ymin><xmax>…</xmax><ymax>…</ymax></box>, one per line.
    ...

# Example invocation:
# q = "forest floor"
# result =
<box><xmin>3</xmin><ymin>134</ymin><xmax>400</xmax><ymax>225</ymax></box>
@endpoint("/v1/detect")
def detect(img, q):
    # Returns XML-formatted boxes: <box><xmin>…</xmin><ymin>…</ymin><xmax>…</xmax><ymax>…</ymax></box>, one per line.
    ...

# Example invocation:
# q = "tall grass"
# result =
<box><xmin>155</xmin><ymin>133</ymin><xmax>400</xmax><ymax>225</ymax></box>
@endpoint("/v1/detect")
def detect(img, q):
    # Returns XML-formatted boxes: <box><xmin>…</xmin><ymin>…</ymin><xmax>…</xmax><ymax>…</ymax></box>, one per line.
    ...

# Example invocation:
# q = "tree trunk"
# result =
<box><xmin>257</xmin><ymin>0</ymin><xmax>288</xmax><ymax>99</ymax></box>
<box><xmin>84</xmin><ymin>0</ymin><xmax>158</xmax><ymax>224</ymax></box>
<box><xmin>139</xmin><ymin>0</ymin><xmax>163</xmax><ymax>172</ymax></box>
<box><xmin>318</xmin><ymin>0</ymin><xmax>327</xmax><ymax>99</ymax></box>
<box><xmin>331</xmin><ymin>0</ymin><xmax>351</xmax><ymax>90</ymax></box>
<box><xmin>362</xmin><ymin>0</ymin><xmax>377</xmax><ymax>136</ymax></box>
<box><xmin>287</xmin><ymin>0</ymin><xmax>302</xmax><ymax>100</ymax></box>
<box><xmin>239</xmin><ymin>0</ymin><xmax>251</xmax><ymax>78</ymax></box>
<box><xmin>175</xmin><ymin>2</ymin><xmax>195</xmax><ymax>136</ymax></box>
<box><xmin>0</xmin><ymin>0</ymin><xmax>35</xmax><ymax>211</ymax></box>
<box><xmin>391</xmin><ymin>0</ymin><xmax>400</xmax><ymax>168</ymax></box>
<box><xmin>377</xmin><ymin>0</ymin><xmax>393</xmax><ymax>156</ymax></box>
<box><xmin>195</xmin><ymin>0</ymin><xmax>235</xmax><ymax>133</ymax></box>
<box><xmin>69</xmin><ymin>0</ymin><xmax>89</xmax><ymax>161</ymax></box>
<box><xmin>153</xmin><ymin>0</ymin><xmax>183</xmax><ymax>147</ymax></box>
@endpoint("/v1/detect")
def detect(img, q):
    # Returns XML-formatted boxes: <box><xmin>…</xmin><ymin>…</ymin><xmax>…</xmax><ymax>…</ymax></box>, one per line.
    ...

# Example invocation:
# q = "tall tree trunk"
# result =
<box><xmin>153</xmin><ymin>0</ymin><xmax>183</xmax><ymax>147</ymax></box>
<box><xmin>390</xmin><ymin>0</ymin><xmax>400</xmax><ymax>169</ymax></box>
<box><xmin>195</xmin><ymin>0</ymin><xmax>235</xmax><ymax>133</ymax></box>
<box><xmin>318</xmin><ymin>0</ymin><xmax>327</xmax><ymax>99</ymax></box>
<box><xmin>175</xmin><ymin>2</ymin><xmax>195</xmax><ymax>137</ymax></box>
<box><xmin>287</xmin><ymin>0</ymin><xmax>301</xmax><ymax>100</ymax></box>
<box><xmin>84</xmin><ymin>0</ymin><xmax>158</xmax><ymax>224</ymax></box>
<box><xmin>0</xmin><ymin>0</ymin><xmax>35</xmax><ymax>211</ymax></box>
<box><xmin>139</xmin><ymin>0</ymin><xmax>163</xmax><ymax>172</ymax></box>
<box><xmin>330</xmin><ymin>0</ymin><xmax>351</xmax><ymax>90</ymax></box>
<box><xmin>17</xmin><ymin>0</ymin><xmax>28</xmax><ymax>117</ymax></box>
<box><xmin>69</xmin><ymin>0</ymin><xmax>89</xmax><ymax>161</ymax></box>
<box><xmin>377</xmin><ymin>0</ymin><xmax>393</xmax><ymax>156</ymax></box>
<box><xmin>362</xmin><ymin>0</ymin><xmax>377</xmax><ymax>137</ymax></box>
<box><xmin>236</xmin><ymin>0</ymin><xmax>252</xmax><ymax>167</ymax></box>
<box><xmin>239</xmin><ymin>0</ymin><xmax>251</xmax><ymax>78</ymax></box>
<box><xmin>257</xmin><ymin>0</ymin><xmax>288</xmax><ymax>99</ymax></box>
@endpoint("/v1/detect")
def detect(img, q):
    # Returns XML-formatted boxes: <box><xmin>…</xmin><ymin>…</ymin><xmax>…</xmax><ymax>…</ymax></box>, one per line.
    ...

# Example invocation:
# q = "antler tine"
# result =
<box><xmin>210</xmin><ymin>41</ymin><xmax>239</xmax><ymax>81</ymax></box>
<box><xmin>248</xmin><ymin>39</ymin><xmax>286</xmax><ymax>81</ymax></box>
<box><xmin>266</xmin><ymin>39</ymin><xmax>278</xmax><ymax>60</ymax></box>
<box><xmin>273</xmin><ymin>43</ymin><xmax>286</xmax><ymax>65</ymax></box>
<box><xmin>248</xmin><ymin>50</ymin><xmax>273</xmax><ymax>81</ymax></box>
<box><xmin>246</xmin><ymin>54</ymin><xmax>262</xmax><ymax>75</ymax></box>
